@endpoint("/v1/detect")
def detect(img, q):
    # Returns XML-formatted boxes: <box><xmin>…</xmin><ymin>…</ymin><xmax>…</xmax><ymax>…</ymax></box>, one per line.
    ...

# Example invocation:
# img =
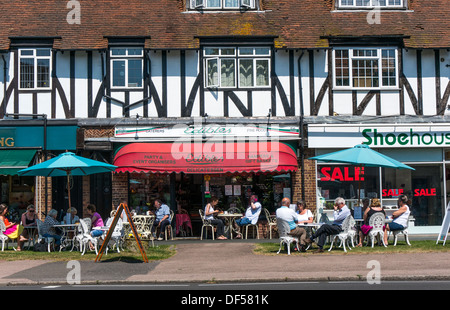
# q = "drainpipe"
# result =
<box><xmin>297</xmin><ymin>51</ymin><xmax>305</xmax><ymax>201</ymax></box>
<box><xmin>2</xmin><ymin>55</ymin><xmax>6</xmax><ymax>117</ymax></box>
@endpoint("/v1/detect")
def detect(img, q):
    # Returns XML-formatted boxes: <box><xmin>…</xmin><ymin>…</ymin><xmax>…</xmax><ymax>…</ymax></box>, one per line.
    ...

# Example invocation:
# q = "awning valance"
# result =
<box><xmin>0</xmin><ymin>149</ymin><xmax>37</xmax><ymax>175</ymax></box>
<box><xmin>113</xmin><ymin>142</ymin><xmax>298</xmax><ymax>174</ymax></box>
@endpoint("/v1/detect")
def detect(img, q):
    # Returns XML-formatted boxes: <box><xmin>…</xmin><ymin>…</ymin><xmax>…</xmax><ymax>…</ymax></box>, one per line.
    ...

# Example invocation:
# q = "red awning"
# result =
<box><xmin>113</xmin><ymin>142</ymin><xmax>298</xmax><ymax>174</ymax></box>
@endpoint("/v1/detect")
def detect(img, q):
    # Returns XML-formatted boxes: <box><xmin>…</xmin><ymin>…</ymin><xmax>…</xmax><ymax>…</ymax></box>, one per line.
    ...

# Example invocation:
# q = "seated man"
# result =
<box><xmin>276</xmin><ymin>197</ymin><xmax>308</xmax><ymax>252</ymax></box>
<box><xmin>234</xmin><ymin>194</ymin><xmax>262</xmax><ymax>238</ymax></box>
<box><xmin>151</xmin><ymin>199</ymin><xmax>171</xmax><ymax>240</ymax></box>
<box><xmin>306</xmin><ymin>197</ymin><xmax>350</xmax><ymax>253</ymax></box>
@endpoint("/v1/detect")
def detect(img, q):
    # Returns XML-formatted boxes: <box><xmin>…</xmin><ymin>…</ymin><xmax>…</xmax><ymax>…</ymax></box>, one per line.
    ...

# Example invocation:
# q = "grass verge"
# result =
<box><xmin>253</xmin><ymin>240</ymin><xmax>450</xmax><ymax>255</ymax></box>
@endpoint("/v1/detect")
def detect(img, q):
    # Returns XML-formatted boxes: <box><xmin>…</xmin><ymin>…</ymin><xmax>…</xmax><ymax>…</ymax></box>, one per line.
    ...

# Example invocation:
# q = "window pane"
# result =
<box><xmin>335</xmin><ymin>50</ymin><xmax>350</xmax><ymax>87</ymax></box>
<box><xmin>255</xmin><ymin>48</ymin><xmax>270</xmax><ymax>55</ymax></box>
<box><xmin>205</xmin><ymin>48</ymin><xmax>219</xmax><ymax>56</ymax></box>
<box><xmin>239</xmin><ymin>59</ymin><xmax>253</xmax><ymax>87</ymax></box>
<box><xmin>20</xmin><ymin>50</ymin><xmax>34</xmax><ymax>56</ymax></box>
<box><xmin>221</xmin><ymin>59</ymin><xmax>235</xmax><ymax>87</ymax></box>
<box><xmin>111</xmin><ymin>49</ymin><xmax>126</xmax><ymax>56</ymax></box>
<box><xmin>37</xmin><ymin>59</ymin><xmax>50</xmax><ymax>88</ymax></box>
<box><xmin>20</xmin><ymin>58</ymin><xmax>34</xmax><ymax>89</ymax></box>
<box><xmin>36</xmin><ymin>49</ymin><xmax>51</xmax><ymax>57</ymax></box>
<box><xmin>256</xmin><ymin>59</ymin><xmax>269</xmax><ymax>86</ymax></box>
<box><xmin>239</xmin><ymin>47</ymin><xmax>253</xmax><ymax>55</ymax></box>
<box><xmin>382</xmin><ymin>49</ymin><xmax>396</xmax><ymax>86</ymax></box>
<box><xmin>128</xmin><ymin>48</ymin><xmax>143</xmax><ymax>56</ymax></box>
<box><xmin>206</xmin><ymin>58</ymin><xmax>218</xmax><ymax>87</ymax></box>
<box><xmin>112</xmin><ymin>60</ymin><xmax>126</xmax><ymax>87</ymax></box>
<box><xmin>356</xmin><ymin>0</ymin><xmax>370</xmax><ymax>5</ymax></box>
<box><xmin>352</xmin><ymin>59</ymin><xmax>378</xmax><ymax>87</ymax></box>
<box><xmin>221</xmin><ymin>48</ymin><xmax>235</xmax><ymax>56</ymax></box>
<box><xmin>340</xmin><ymin>0</ymin><xmax>354</xmax><ymax>5</ymax></box>
<box><xmin>224</xmin><ymin>0</ymin><xmax>239</xmax><ymax>7</ymax></box>
<box><xmin>207</xmin><ymin>0</ymin><xmax>220</xmax><ymax>7</ymax></box>
<box><xmin>128</xmin><ymin>59</ymin><xmax>142</xmax><ymax>87</ymax></box>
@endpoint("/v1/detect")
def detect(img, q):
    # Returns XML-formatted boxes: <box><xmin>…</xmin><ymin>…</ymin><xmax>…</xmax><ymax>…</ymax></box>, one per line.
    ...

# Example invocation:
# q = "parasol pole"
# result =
<box><xmin>66</xmin><ymin>170</ymin><xmax>72</xmax><ymax>211</ymax></box>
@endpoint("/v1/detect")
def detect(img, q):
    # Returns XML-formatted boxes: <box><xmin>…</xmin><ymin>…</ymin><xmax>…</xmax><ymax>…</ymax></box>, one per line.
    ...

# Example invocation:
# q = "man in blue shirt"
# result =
<box><xmin>306</xmin><ymin>197</ymin><xmax>350</xmax><ymax>253</ymax></box>
<box><xmin>151</xmin><ymin>199</ymin><xmax>171</xmax><ymax>240</ymax></box>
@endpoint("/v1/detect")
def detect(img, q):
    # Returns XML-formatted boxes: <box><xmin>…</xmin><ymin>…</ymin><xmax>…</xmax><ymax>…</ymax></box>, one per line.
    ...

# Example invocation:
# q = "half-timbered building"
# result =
<box><xmin>0</xmin><ymin>0</ymin><xmax>448</xmax><ymax>234</ymax></box>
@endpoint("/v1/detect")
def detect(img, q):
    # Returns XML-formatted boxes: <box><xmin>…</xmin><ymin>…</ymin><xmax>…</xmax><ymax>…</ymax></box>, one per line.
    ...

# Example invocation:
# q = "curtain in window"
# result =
<box><xmin>256</xmin><ymin>60</ymin><xmax>269</xmax><ymax>86</ymax></box>
<box><xmin>221</xmin><ymin>59</ymin><xmax>235</xmax><ymax>87</ymax></box>
<box><xmin>224</xmin><ymin>0</ymin><xmax>239</xmax><ymax>7</ymax></box>
<box><xmin>207</xmin><ymin>0</ymin><xmax>220</xmax><ymax>7</ymax></box>
<box><xmin>239</xmin><ymin>59</ymin><xmax>253</xmax><ymax>87</ymax></box>
<box><xmin>207</xmin><ymin>58</ymin><xmax>218</xmax><ymax>87</ymax></box>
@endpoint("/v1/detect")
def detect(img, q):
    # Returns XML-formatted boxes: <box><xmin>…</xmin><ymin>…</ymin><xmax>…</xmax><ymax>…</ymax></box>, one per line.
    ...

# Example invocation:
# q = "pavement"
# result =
<box><xmin>1</xmin><ymin>235</ymin><xmax>450</xmax><ymax>286</ymax></box>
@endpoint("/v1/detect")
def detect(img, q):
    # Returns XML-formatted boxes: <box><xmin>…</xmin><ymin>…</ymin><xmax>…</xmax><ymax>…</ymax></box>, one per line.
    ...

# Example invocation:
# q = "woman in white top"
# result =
<box><xmin>296</xmin><ymin>200</ymin><xmax>313</xmax><ymax>224</ymax></box>
<box><xmin>204</xmin><ymin>196</ymin><xmax>227</xmax><ymax>240</ymax></box>
<box><xmin>383</xmin><ymin>194</ymin><xmax>411</xmax><ymax>245</ymax></box>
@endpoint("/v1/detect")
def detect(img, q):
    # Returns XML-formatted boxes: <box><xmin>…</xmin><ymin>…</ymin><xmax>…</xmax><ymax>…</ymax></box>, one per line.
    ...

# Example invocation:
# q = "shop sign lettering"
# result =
<box><xmin>0</xmin><ymin>137</ymin><xmax>14</xmax><ymax>147</ymax></box>
<box><xmin>319</xmin><ymin>166</ymin><xmax>365</xmax><ymax>182</ymax></box>
<box><xmin>382</xmin><ymin>188</ymin><xmax>436</xmax><ymax>197</ymax></box>
<box><xmin>362</xmin><ymin>128</ymin><xmax>450</xmax><ymax>147</ymax></box>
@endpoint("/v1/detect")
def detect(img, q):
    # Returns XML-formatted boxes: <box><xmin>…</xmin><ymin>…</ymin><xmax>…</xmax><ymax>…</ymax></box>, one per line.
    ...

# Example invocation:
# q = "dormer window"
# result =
<box><xmin>191</xmin><ymin>0</ymin><xmax>255</xmax><ymax>10</ymax></box>
<box><xmin>19</xmin><ymin>48</ymin><xmax>52</xmax><ymax>90</ymax></box>
<box><xmin>110</xmin><ymin>48</ymin><xmax>144</xmax><ymax>89</ymax></box>
<box><xmin>338</xmin><ymin>0</ymin><xmax>404</xmax><ymax>8</ymax></box>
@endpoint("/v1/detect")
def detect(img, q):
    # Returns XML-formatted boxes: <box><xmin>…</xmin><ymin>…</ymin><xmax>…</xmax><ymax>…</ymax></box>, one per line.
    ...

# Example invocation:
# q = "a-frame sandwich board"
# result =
<box><xmin>95</xmin><ymin>203</ymin><xmax>148</xmax><ymax>263</ymax></box>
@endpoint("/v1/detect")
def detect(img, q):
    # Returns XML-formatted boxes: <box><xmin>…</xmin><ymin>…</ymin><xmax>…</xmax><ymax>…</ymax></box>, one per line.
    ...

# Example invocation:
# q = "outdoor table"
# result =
<box><xmin>22</xmin><ymin>225</ymin><xmax>38</xmax><ymax>250</ymax></box>
<box><xmin>176</xmin><ymin>214</ymin><xmax>192</xmax><ymax>237</ymax></box>
<box><xmin>217</xmin><ymin>213</ymin><xmax>243</xmax><ymax>239</ymax></box>
<box><xmin>54</xmin><ymin>223</ymin><xmax>79</xmax><ymax>251</ymax></box>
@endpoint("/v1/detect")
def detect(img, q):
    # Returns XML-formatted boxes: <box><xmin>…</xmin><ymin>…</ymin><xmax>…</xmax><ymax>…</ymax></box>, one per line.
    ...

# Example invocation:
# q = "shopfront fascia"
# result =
<box><xmin>111</xmin><ymin>122</ymin><xmax>300</xmax><ymax>227</ymax></box>
<box><xmin>0</xmin><ymin>122</ymin><xmax>78</xmax><ymax>220</ymax></box>
<box><xmin>308</xmin><ymin>123</ymin><xmax>450</xmax><ymax>234</ymax></box>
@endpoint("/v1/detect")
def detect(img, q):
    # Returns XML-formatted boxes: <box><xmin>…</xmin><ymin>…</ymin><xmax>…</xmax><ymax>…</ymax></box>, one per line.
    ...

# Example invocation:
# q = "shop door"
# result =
<box><xmin>52</xmin><ymin>175</ymin><xmax>82</xmax><ymax>220</ymax></box>
<box><xmin>90</xmin><ymin>172</ymin><xmax>112</xmax><ymax>221</ymax></box>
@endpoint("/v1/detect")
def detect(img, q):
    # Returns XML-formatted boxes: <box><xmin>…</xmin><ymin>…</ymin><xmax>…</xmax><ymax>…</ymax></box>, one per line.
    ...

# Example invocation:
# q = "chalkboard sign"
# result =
<box><xmin>436</xmin><ymin>202</ymin><xmax>450</xmax><ymax>246</ymax></box>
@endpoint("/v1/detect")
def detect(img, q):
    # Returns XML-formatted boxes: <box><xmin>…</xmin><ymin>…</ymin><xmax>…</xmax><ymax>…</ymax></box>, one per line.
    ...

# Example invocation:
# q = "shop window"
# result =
<box><xmin>0</xmin><ymin>176</ymin><xmax>35</xmax><ymax>222</ymax></box>
<box><xmin>128</xmin><ymin>173</ymin><xmax>171</xmax><ymax>213</ymax></box>
<box><xmin>382</xmin><ymin>164</ymin><xmax>444</xmax><ymax>226</ymax></box>
<box><xmin>317</xmin><ymin>165</ymin><xmax>380</xmax><ymax>209</ymax></box>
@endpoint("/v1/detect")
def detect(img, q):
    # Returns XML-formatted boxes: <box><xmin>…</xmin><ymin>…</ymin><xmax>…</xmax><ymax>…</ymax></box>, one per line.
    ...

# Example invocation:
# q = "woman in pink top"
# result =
<box><xmin>86</xmin><ymin>204</ymin><xmax>104</xmax><ymax>237</ymax></box>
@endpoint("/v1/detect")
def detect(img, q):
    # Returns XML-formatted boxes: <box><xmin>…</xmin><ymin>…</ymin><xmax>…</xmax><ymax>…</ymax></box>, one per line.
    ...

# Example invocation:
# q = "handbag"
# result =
<box><xmin>360</xmin><ymin>224</ymin><xmax>373</xmax><ymax>235</ymax></box>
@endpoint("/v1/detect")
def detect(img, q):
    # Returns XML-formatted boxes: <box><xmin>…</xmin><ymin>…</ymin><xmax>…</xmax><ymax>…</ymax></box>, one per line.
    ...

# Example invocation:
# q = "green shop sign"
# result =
<box><xmin>362</xmin><ymin>128</ymin><xmax>450</xmax><ymax>147</ymax></box>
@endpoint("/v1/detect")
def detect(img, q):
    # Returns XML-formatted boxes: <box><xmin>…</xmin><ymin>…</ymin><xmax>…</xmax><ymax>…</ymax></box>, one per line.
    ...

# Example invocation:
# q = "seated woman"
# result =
<box><xmin>19</xmin><ymin>204</ymin><xmax>38</xmax><ymax>248</ymax></box>
<box><xmin>356</xmin><ymin>198</ymin><xmax>385</xmax><ymax>247</ymax></box>
<box><xmin>0</xmin><ymin>204</ymin><xmax>25</xmax><ymax>250</ymax></box>
<box><xmin>40</xmin><ymin>209</ymin><xmax>62</xmax><ymax>248</ymax></box>
<box><xmin>204</xmin><ymin>196</ymin><xmax>227</xmax><ymax>240</ymax></box>
<box><xmin>296</xmin><ymin>200</ymin><xmax>313</xmax><ymax>224</ymax></box>
<box><xmin>64</xmin><ymin>207</ymin><xmax>80</xmax><ymax>224</ymax></box>
<box><xmin>383</xmin><ymin>194</ymin><xmax>411</xmax><ymax>246</ymax></box>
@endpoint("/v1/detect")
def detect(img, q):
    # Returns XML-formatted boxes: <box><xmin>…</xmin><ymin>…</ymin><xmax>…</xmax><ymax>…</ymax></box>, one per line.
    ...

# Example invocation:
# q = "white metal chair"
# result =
<box><xmin>199</xmin><ymin>209</ymin><xmax>216</xmax><ymax>240</ymax></box>
<box><xmin>263</xmin><ymin>208</ymin><xmax>277</xmax><ymax>239</ymax></box>
<box><xmin>391</xmin><ymin>216</ymin><xmax>412</xmax><ymax>246</ymax></box>
<box><xmin>0</xmin><ymin>220</ymin><xmax>9</xmax><ymax>251</ymax></box>
<box><xmin>36</xmin><ymin>219</ymin><xmax>56</xmax><ymax>253</ymax></box>
<box><xmin>79</xmin><ymin>218</ymin><xmax>100</xmax><ymax>255</ymax></box>
<box><xmin>276</xmin><ymin>218</ymin><xmax>299</xmax><ymax>255</ymax></box>
<box><xmin>328</xmin><ymin>215</ymin><xmax>355</xmax><ymax>253</ymax></box>
<box><xmin>367</xmin><ymin>213</ymin><xmax>387</xmax><ymax>248</ymax></box>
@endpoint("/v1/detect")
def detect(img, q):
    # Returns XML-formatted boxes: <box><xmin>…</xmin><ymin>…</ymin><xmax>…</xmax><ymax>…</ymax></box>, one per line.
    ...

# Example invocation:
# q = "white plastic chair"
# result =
<box><xmin>36</xmin><ymin>219</ymin><xmax>56</xmax><ymax>252</ymax></box>
<box><xmin>367</xmin><ymin>213</ymin><xmax>387</xmax><ymax>248</ymax></box>
<box><xmin>391</xmin><ymin>216</ymin><xmax>412</xmax><ymax>246</ymax></box>
<box><xmin>328</xmin><ymin>215</ymin><xmax>355</xmax><ymax>253</ymax></box>
<box><xmin>199</xmin><ymin>209</ymin><xmax>216</xmax><ymax>240</ymax></box>
<box><xmin>0</xmin><ymin>220</ymin><xmax>9</xmax><ymax>251</ymax></box>
<box><xmin>263</xmin><ymin>208</ymin><xmax>277</xmax><ymax>239</ymax></box>
<box><xmin>276</xmin><ymin>218</ymin><xmax>299</xmax><ymax>255</ymax></box>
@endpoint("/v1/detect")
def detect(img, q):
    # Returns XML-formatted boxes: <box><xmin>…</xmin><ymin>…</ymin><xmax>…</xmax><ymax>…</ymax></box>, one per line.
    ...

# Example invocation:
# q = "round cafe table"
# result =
<box><xmin>217</xmin><ymin>213</ymin><xmax>243</xmax><ymax>239</ymax></box>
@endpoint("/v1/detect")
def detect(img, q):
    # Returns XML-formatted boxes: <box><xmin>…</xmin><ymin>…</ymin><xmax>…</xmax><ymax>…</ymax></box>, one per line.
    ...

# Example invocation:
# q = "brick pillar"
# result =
<box><xmin>292</xmin><ymin>148</ymin><xmax>317</xmax><ymax>214</ymax></box>
<box><xmin>81</xmin><ymin>175</ymin><xmax>90</xmax><ymax>216</ymax></box>
<box><xmin>112</xmin><ymin>172</ymin><xmax>128</xmax><ymax>208</ymax></box>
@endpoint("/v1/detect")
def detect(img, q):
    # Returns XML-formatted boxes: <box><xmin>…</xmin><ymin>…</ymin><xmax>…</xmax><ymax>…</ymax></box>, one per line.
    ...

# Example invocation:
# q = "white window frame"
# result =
<box><xmin>332</xmin><ymin>47</ymin><xmax>399</xmax><ymax>90</ymax></box>
<box><xmin>110</xmin><ymin>47</ymin><xmax>144</xmax><ymax>89</ymax></box>
<box><xmin>204</xmin><ymin>46</ymin><xmax>271</xmax><ymax>89</ymax></box>
<box><xmin>18</xmin><ymin>48</ymin><xmax>52</xmax><ymax>90</ymax></box>
<box><xmin>191</xmin><ymin>0</ymin><xmax>255</xmax><ymax>9</ymax></box>
<box><xmin>338</xmin><ymin>0</ymin><xmax>404</xmax><ymax>8</ymax></box>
